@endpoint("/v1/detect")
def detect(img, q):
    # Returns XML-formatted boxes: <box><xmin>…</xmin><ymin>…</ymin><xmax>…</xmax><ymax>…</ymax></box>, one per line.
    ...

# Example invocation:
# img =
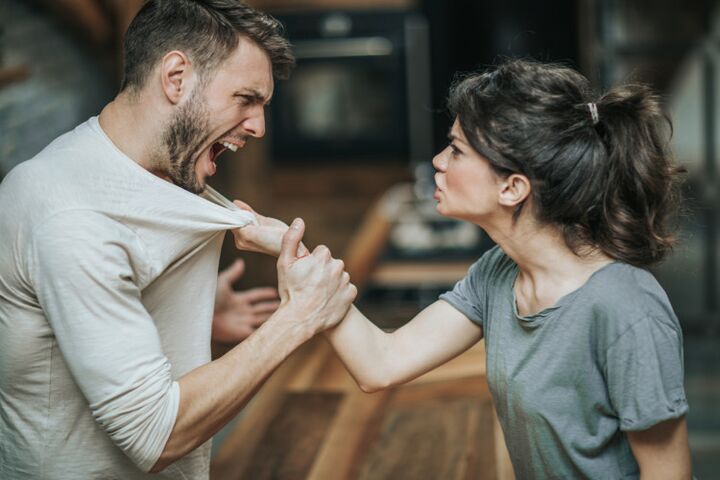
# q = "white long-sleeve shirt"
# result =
<box><xmin>0</xmin><ymin>117</ymin><xmax>256</xmax><ymax>479</ymax></box>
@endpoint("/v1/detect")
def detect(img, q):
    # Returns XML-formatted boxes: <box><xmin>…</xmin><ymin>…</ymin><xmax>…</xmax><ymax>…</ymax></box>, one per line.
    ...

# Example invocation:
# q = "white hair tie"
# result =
<box><xmin>587</xmin><ymin>102</ymin><xmax>599</xmax><ymax>125</ymax></box>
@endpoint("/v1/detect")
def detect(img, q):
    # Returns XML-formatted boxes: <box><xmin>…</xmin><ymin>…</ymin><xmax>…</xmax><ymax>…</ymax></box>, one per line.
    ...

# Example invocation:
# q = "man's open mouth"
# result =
<box><xmin>210</xmin><ymin>142</ymin><xmax>227</xmax><ymax>164</ymax></box>
<box><xmin>207</xmin><ymin>140</ymin><xmax>243</xmax><ymax>175</ymax></box>
<box><xmin>220</xmin><ymin>141</ymin><xmax>239</xmax><ymax>152</ymax></box>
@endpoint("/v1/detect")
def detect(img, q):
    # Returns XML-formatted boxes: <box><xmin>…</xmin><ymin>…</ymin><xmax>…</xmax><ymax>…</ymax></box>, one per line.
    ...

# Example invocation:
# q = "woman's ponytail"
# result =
<box><xmin>593</xmin><ymin>84</ymin><xmax>684</xmax><ymax>266</ymax></box>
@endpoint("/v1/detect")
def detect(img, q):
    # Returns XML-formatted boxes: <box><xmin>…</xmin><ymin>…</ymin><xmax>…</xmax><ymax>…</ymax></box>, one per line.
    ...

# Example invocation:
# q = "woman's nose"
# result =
<box><xmin>432</xmin><ymin>150</ymin><xmax>447</xmax><ymax>172</ymax></box>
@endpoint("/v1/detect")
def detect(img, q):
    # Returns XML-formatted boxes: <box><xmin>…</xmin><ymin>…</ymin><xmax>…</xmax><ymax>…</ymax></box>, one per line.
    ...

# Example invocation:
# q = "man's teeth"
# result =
<box><xmin>221</xmin><ymin>141</ymin><xmax>238</xmax><ymax>152</ymax></box>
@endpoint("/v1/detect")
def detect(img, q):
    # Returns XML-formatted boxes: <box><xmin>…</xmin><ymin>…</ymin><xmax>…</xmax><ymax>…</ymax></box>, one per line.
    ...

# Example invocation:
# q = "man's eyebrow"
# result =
<box><xmin>234</xmin><ymin>89</ymin><xmax>271</xmax><ymax>104</ymax></box>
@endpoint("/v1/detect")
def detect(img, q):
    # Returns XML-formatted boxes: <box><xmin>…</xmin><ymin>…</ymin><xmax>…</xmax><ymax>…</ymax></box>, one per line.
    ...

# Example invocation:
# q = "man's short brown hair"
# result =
<box><xmin>120</xmin><ymin>0</ymin><xmax>294</xmax><ymax>92</ymax></box>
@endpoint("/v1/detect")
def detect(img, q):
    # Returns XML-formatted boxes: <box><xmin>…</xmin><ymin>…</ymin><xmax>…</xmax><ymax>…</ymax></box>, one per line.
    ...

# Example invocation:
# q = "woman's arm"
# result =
<box><xmin>627</xmin><ymin>416</ymin><xmax>692</xmax><ymax>480</ymax></box>
<box><xmin>324</xmin><ymin>300</ymin><xmax>483</xmax><ymax>392</ymax></box>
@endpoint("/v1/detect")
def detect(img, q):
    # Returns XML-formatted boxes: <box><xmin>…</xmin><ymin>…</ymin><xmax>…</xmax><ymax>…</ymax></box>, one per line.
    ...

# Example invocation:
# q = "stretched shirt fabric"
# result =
<box><xmin>440</xmin><ymin>246</ymin><xmax>688</xmax><ymax>479</ymax></box>
<box><xmin>0</xmin><ymin>117</ymin><xmax>257</xmax><ymax>479</ymax></box>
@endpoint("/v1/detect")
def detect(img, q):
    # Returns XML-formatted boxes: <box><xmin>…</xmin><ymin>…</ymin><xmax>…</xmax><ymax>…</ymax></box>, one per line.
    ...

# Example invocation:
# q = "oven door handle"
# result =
<box><xmin>292</xmin><ymin>37</ymin><xmax>395</xmax><ymax>59</ymax></box>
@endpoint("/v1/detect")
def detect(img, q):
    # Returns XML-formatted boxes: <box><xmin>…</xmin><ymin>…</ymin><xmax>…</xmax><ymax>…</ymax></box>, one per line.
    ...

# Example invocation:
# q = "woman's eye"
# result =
<box><xmin>449</xmin><ymin>144</ymin><xmax>461</xmax><ymax>157</ymax></box>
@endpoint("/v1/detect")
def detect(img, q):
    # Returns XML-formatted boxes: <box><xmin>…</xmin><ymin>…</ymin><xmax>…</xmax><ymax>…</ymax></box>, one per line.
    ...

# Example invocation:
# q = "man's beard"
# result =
<box><xmin>162</xmin><ymin>90</ymin><xmax>212</xmax><ymax>194</ymax></box>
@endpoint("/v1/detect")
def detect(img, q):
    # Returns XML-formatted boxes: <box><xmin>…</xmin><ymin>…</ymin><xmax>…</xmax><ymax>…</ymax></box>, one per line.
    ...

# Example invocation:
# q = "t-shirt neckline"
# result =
<box><xmin>510</xmin><ymin>260</ymin><xmax>620</xmax><ymax>325</ymax></box>
<box><xmin>87</xmin><ymin>116</ymin><xmax>225</xmax><ymax>207</ymax></box>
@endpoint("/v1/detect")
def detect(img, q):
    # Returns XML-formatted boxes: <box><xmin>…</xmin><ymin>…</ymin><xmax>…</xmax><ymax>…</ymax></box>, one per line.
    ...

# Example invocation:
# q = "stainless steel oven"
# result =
<box><xmin>270</xmin><ymin>10</ymin><xmax>432</xmax><ymax>165</ymax></box>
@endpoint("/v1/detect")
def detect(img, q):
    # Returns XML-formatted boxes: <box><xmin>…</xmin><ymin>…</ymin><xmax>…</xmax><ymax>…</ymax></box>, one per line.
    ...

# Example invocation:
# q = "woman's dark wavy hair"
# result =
<box><xmin>120</xmin><ymin>0</ymin><xmax>295</xmax><ymax>92</ymax></box>
<box><xmin>448</xmin><ymin>59</ymin><xmax>684</xmax><ymax>267</ymax></box>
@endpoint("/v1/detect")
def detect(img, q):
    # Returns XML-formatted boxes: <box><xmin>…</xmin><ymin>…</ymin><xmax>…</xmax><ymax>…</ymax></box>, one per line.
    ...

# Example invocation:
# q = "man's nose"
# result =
<box><xmin>243</xmin><ymin>107</ymin><xmax>266</xmax><ymax>138</ymax></box>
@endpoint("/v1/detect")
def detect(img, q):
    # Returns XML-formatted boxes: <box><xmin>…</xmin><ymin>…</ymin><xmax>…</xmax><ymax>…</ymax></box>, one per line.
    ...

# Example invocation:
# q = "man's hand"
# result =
<box><xmin>231</xmin><ymin>200</ymin><xmax>308</xmax><ymax>257</ymax></box>
<box><xmin>276</xmin><ymin>218</ymin><xmax>357</xmax><ymax>337</ymax></box>
<box><xmin>151</xmin><ymin>218</ymin><xmax>355</xmax><ymax>473</ymax></box>
<box><xmin>212</xmin><ymin>259</ymin><xmax>280</xmax><ymax>344</ymax></box>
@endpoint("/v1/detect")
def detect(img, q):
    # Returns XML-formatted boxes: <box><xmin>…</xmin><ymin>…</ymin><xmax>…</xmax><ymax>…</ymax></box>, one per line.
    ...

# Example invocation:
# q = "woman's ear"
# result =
<box><xmin>160</xmin><ymin>50</ymin><xmax>192</xmax><ymax>105</ymax></box>
<box><xmin>498</xmin><ymin>173</ymin><xmax>531</xmax><ymax>207</ymax></box>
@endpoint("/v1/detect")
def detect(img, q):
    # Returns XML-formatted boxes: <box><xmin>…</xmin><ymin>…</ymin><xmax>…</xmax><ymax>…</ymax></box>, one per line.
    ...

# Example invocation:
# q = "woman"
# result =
<box><xmin>326</xmin><ymin>59</ymin><xmax>692</xmax><ymax>479</ymax></box>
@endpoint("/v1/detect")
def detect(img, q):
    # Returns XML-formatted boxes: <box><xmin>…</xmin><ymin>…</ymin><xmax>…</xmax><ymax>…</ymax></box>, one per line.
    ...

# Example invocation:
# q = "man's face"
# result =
<box><xmin>162</xmin><ymin>37</ymin><xmax>274</xmax><ymax>194</ymax></box>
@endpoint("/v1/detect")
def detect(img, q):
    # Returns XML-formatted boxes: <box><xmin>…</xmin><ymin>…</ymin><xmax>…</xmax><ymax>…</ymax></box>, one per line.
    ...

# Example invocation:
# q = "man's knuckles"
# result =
<box><xmin>312</xmin><ymin>245</ymin><xmax>331</xmax><ymax>259</ymax></box>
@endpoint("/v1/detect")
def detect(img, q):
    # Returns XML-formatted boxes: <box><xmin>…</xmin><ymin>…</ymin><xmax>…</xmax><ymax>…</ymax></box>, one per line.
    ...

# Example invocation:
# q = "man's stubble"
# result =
<box><xmin>161</xmin><ymin>87</ymin><xmax>212</xmax><ymax>194</ymax></box>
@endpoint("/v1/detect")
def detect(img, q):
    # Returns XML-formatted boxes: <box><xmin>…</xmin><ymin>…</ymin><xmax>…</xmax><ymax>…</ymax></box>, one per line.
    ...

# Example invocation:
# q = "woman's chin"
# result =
<box><xmin>436</xmin><ymin>205</ymin><xmax>467</xmax><ymax>223</ymax></box>
<box><xmin>435</xmin><ymin>202</ymin><xmax>449</xmax><ymax>217</ymax></box>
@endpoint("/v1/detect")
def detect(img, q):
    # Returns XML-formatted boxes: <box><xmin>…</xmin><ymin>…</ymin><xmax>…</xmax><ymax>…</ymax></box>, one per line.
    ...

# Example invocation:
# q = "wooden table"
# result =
<box><xmin>210</xmin><ymin>339</ymin><xmax>514</xmax><ymax>480</ymax></box>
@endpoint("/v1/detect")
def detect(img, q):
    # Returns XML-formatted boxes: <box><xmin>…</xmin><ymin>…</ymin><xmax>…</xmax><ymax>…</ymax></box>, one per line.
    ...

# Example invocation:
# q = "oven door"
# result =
<box><xmin>270</xmin><ymin>33</ymin><xmax>409</xmax><ymax>163</ymax></box>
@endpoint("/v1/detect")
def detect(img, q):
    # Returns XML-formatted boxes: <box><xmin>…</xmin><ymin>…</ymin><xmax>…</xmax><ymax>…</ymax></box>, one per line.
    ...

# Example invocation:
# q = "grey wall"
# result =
<box><xmin>652</xmin><ymin>7</ymin><xmax>720</xmax><ymax>330</ymax></box>
<box><xmin>0</xmin><ymin>0</ymin><xmax>115</xmax><ymax>178</ymax></box>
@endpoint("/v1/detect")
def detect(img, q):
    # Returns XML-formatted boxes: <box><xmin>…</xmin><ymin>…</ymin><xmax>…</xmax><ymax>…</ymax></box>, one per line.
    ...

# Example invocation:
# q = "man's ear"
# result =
<box><xmin>498</xmin><ymin>173</ymin><xmax>531</xmax><ymax>207</ymax></box>
<box><xmin>160</xmin><ymin>50</ymin><xmax>193</xmax><ymax>105</ymax></box>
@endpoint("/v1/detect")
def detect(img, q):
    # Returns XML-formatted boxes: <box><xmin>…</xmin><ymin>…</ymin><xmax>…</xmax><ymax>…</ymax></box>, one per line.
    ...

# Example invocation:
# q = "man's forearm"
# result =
<box><xmin>147</xmin><ymin>216</ymin><xmax>355</xmax><ymax>472</ymax></box>
<box><xmin>151</xmin><ymin>307</ymin><xmax>311</xmax><ymax>472</ymax></box>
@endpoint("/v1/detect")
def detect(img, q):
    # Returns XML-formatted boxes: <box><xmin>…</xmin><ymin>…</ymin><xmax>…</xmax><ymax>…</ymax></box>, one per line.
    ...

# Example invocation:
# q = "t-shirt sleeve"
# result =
<box><xmin>604</xmin><ymin>315</ymin><xmax>688</xmax><ymax>431</ymax></box>
<box><xmin>439</xmin><ymin>246</ymin><xmax>504</xmax><ymax>328</ymax></box>
<box><xmin>28</xmin><ymin>211</ymin><xmax>179</xmax><ymax>472</ymax></box>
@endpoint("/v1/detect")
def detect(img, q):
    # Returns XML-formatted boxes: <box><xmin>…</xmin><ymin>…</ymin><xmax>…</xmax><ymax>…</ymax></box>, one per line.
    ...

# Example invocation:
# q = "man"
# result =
<box><xmin>0</xmin><ymin>1</ymin><xmax>356</xmax><ymax>478</ymax></box>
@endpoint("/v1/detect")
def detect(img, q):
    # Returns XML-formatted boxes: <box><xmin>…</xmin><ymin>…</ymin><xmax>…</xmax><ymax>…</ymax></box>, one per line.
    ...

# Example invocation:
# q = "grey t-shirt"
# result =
<box><xmin>440</xmin><ymin>246</ymin><xmax>688</xmax><ymax>479</ymax></box>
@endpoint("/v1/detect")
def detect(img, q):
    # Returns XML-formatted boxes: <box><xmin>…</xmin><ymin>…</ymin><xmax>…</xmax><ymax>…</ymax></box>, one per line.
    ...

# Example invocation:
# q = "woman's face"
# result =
<box><xmin>432</xmin><ymin>118</ymin><xmax>504</xmax><ymax>223</ymax></box>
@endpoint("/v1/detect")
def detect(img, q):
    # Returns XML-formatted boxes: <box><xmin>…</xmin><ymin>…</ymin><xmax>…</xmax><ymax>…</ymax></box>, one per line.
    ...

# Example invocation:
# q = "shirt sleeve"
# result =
<box><xmin>28</xmin><ymin>210</ymin><xmax>180</xmax><ymax>472</ymax></box>
<box><xmin>604</xmin><ymin>315</ymin><xmax>688</xmax><ymax>431</ymax></box>
<box><xmin>439</xmin><ymin>246</ymin><xmax>504</xmax><ymax>328</ymax></box>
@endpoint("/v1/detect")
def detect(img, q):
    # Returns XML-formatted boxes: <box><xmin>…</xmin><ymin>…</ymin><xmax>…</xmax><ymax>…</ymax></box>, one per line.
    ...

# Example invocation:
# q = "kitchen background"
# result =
<box><xmin>0</xmin><ymin>0</ymin><xmax>718</xmax><ymax>477</ymax></box>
